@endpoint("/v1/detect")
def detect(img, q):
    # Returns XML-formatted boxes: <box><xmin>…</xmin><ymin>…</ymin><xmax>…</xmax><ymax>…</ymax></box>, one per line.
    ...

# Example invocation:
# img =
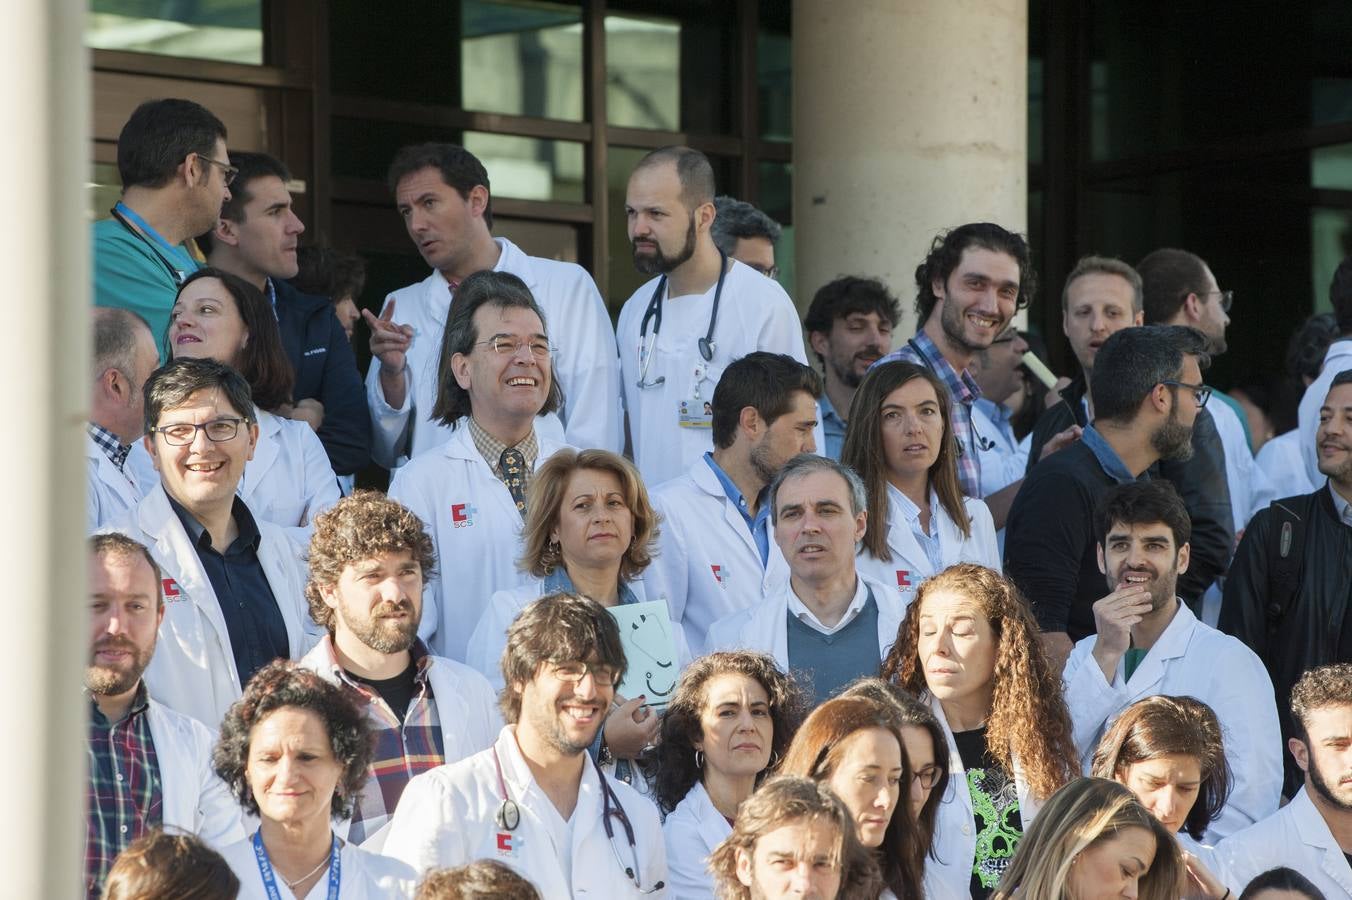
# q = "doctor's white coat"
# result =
<box><xmin>143</xmin><ymin>696</ymin><xmax>245</xmax><ymax>846</ymax></box>
<box><xmin>1218</xmin><ymin>788</ymin><xmax>1352</xmax><ymax>898</ymax></box>
<box><xmin>86</xmin><ymin>432</ymin><xmax>143</xmax><ymax>530</ymax></box>
<box><xmin>662</xmin><ymin>781</ymin><xmax>730</xmax><ymax>900</ymax></box>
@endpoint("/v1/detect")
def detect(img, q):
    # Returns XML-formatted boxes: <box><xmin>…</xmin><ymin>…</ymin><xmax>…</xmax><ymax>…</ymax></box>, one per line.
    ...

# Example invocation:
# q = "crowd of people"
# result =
<box><xmin>81</xmin><ymin>95</ymin><xmax>1352</xmax><ymax>899</ymax></box>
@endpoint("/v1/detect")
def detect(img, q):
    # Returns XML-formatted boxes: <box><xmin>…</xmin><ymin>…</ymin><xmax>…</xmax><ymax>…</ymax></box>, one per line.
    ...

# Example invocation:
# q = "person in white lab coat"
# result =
<box><xmin>616</xmin><ymin>146</ymin><xmax>819</xmax><ymax>485</ymax></box>
<box><xmin>1088</xmin><ymin>695</ymin><xmax>1237</xmax><ymax>897</ymax></box>
<box><xmin>387</xmin><ymin>270</ymin><xmax>571</xmax><ymax>662</ymax></box>
<box><xmin>1297</xmin><ymin>259</ymin><xmax>1352</xmax><ymax>494</ymax></box>
<box><xmin>299</xmin><ymin>491</ymin><xmax>501</xmax><ymax>847</ymax></box>
<box><xmin>83</xmin><ymin>533</ymin><xmax>245</xmax><ymax>899</ymax></box>
<box><xmin>213</xmin><ymin>661</ymin><xmax>418</xmax><ymax>899</ymax></box>
<box><xmin>706</xmin><ymin>454</ymin><xmax>903</xmax><ymax>704</ymax></box>
<box><xmin>880</xmin><ymin>563</ymin><xmax>1079</xmax><ymax>899</ymax></box>
<box><xmin>1219</xmin><ymin>663</ymin><xmax>1352</xmax><ymax>898</ymax></box>
<box><xmin>363</xmin><ymin>142</ymin><xmax>620</xmax><ymax>466</ymax></box>
<box><xmin>88</xmin><ymin>307</ymin><xmax>159</xmax><ymax>530</ymax></box>
<box><xmin>1063</xmin><ymin>480</ymin><xmax>1281</xmax><ymax>841</ymax></box>
<box><xmin>652</xmin><ymin>651</ymin><xmax>808</xmax><ymax>900</ymax></box>
<box><xmin>643</xmin><ymin>352</ymin><xmax>820</xmax><ymax>655</ymax></box>
<box><xmin>1255</xmin><ymin>312</ymin><xmax>1339</xmax><ymax>500</ymax></box>
<box><xmin>383</xmin><ymin>593</ymin><xmax>668</xmax><ymax>897</ymax></box>
<box><xmin>111</xmin><ymin>358</ymin><xmax>314</xmax><ymax>728</ymax></box>
<box><xmin>842</xmin><ymin>361</ymin><xmax>1001</xmax><ymax>611</ymax></box>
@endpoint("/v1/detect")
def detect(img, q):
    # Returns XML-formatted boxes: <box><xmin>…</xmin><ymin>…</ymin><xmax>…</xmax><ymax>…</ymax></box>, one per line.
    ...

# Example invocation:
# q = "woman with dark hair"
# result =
<box><xmin>779</xmin><ymin>695</ymin><xmax>924</xmax><ymax>899</ymax></box>
<box><xmin>102</xmin><ymin>829</ymin><xmax>240</xmax><ymax>900</ymax></box>
<box><xmin>213</xmin><ymin>660</ymin><xmax>417</xmax><ymax>898</ymax></box>
<box><xmin>881</xmin><ymin>563</ymin><xmax>1078</xmax><ymax>899</ymax></box>
<box><xmin>842</xmin><ymin>362</ymin><xmax>999</xmax><ymax>611</ymax></box>
<box><xmin>1239</xmin><ymin>867</ymin><xmax>1327</xmax><ymax>900</ymax></box>
<box><xmin>161</xmin><ymin>266</ymin><xmax>340</xmax><ymax>538</ymax></box>
<box><xmin>655</xmin><ymin>651</ymin><xmax>807</xmax><ymax>900</ymax></box>
<box><xmin>1091</xmin><ymin>696</ymin><xmax>1236</xmax><ymax>897</ymax></box>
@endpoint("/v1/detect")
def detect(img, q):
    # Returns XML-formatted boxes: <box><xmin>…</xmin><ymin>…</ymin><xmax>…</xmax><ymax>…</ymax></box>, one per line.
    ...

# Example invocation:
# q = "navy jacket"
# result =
<box><xmin>275</xmin><ymin>279</ymin><xmax>370</xmax><ymax>475</ymax></box>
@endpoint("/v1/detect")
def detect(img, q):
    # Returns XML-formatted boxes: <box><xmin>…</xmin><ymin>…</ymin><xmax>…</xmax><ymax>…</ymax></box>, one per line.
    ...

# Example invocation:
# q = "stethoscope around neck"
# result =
<box><xmin>635</xmin><ymin>250</ymin><xmax>729</xmax><ymax>389</ymax></box>
<box><xmin>491</xmin><ymin>746</ymin><xmax>664</xmax><ymax>894</ymax></box>
<box><xmin>905</xmin><ymin>337</ymin><xmax>997</xmax><ymax>454</ymax></box>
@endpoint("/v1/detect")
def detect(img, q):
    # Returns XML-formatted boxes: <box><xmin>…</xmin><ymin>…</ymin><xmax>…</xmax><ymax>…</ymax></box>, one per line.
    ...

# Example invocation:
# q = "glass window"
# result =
<box><xmin>604</xmin><ymin>14</ymin><xmax>680</xmax><ymax>131</ymax></box>
<box><xmin>757</xmin><ymin>160</ymin><xmax>794</xmax><ymax>298</ymax></box>
<box><xmin>461</xmin><ymin>0</ymin><xmax>584</xmax><ymax>122</ymax></box>
<box><xmin>331</xmin><ymin>119</ymin><xmax>459</xmax><ymax>182</ymax></box>
<box><xmin>1313</xmin><ymin>144</ymin><xmax>1352</xmax><ymax>192</ymax></box>
<box><xmin>87</xmin><ymin>0</ymin><xmax>263</xmax><ymax>65</ymax></box>
<box><xmin>758</xmin><ymin>0</ymin><xmax>791</xmax><ymax>141</ymax></box>
<box><xmin>329</xmin><ymin>1</ymin><xmax>458</xmax><ymax>103</ymax></box>
<box><xmin>88</xmin><ymin>162</ymin><xmax>122</xmax><ymax>222</ymax></box>
<box><xmin>463</xmin><ymin>133</ymin><xmax>585</xmax><ymax>202</ymax></box>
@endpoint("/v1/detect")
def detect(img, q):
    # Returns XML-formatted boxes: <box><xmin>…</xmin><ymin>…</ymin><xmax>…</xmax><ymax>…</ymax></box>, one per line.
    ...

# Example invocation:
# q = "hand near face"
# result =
<box><xmin>1090</xmin><ymin>585</ymin><xmax>1153</xmax><ymax>680</ymax></box>
<box><xmin>364</xmin><ymin>298</ymin><xmax>414</xmax><ymax>375</ymax></box>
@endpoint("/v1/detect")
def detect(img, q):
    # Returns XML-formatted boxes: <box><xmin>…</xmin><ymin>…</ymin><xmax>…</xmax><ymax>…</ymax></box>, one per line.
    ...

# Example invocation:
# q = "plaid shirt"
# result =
<box><xmin>468</xmin><ymin>417</ymin><xmax>539</xmax><ymax>497</ymax></box>
<box><xmin>87</xmin><ymin>422</ymin><xmax>131</xmax><ymax>472</ymax></box>
<box><xmin>85</xmin><ymin>682</ymin><xmax>162</xmax><ymax>899</ymax></box>
<box><xmin>314</xmin><ymin>636</ymin><xmax>444</xmax><ymax>844</ymax></box>
<box><xmin>873</xmin><ymin>331</ymin><xmax>984</xmax><ymax>498</ymax></box>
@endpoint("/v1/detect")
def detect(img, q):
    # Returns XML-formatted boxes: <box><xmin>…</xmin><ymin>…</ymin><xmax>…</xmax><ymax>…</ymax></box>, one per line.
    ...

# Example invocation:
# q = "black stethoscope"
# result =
<box><xmin>905</xmin><ymin>338</ymin><xmax>996</xmax><ymax>454</ymax></box>
<box><xmin>635</xmin><ymin>250</ymin><xmax>729</xmax><ymax>389</ymax></box>
<box><xmin>491</xmin><ymin>747</ymin><xmax>664</xmax><ymax>894</ymax></box>
<box><xmin>109</xmin><ymin>203</ymin><xmax>192</xmax><ymax>287</ymax></box>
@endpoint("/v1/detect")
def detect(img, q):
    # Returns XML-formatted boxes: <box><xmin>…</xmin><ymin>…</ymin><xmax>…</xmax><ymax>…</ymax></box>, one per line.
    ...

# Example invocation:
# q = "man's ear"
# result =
<box><xmin>1290</xmin><ymin>736</ymin><xmax>1311</xmax><ymax>774</ymax></box>
<box><xmin>468</xmin><ymin>184</ymin><xmax>491</xmax><ymax>221</ymax></box>
<box><xmin>213</xmin><ymin>216</ymin><xmax>242</xmax><ymax>249</ymax></box>
<box><xmin>695</xmin><ymin>199</ymin><xmax>717</xmax><ymax>234</ymax></box>
<box><xmin>318</xmin><ymin>582</ymin><xmax>341</xmax><ymax>613</ymax></box>
<box><xmin>808</xmin><ymin>329</ymin><xmax>831</xmax><ymax>359</ymax></box>
<box><xmin>1175</xmin><ymin>541</ymin><xmax>1191</xmax><ymax>576</ymax></box>
<box><xmin>738</xmin><ymin>405</ymin><xmax>762</xmax><ymax>440</ymax></box>
<box><xmin>451</xmin><ymin>352</ymin><xmax>473</xmax><ymax>391</ymax></box>
<box><xmin>1096</xmin><ymin>542</ymin><xmax>1107</xmax><ymax>575</ymax></box>
<box><xmin>143</xmin><ymin>433</ymin><xmax>161</xmax><ymax>474</ymax></box>
<box><xmin>735</xmin><ymin>847</ymin><xmax>755</xmax><ymax>888</ymax></box>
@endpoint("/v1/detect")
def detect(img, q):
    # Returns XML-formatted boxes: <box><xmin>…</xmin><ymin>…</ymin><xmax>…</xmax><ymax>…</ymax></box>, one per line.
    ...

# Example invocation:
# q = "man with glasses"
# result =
<box><xmin>1005</xmin><ymin>325</ymin><xmax>1212</xmax><ymax>672</ymax></box>
<box><xmin>94</xmin><ymin>99</ymin><xmax>234</xmax><ymax>357</ymax></box>
<box><xmin>385</xmin><ymin>592</ymin><xmax>667</xmax><ymax>896</ymax></box>
<box><xmin>109</xmin><ymin>357</ymin><xmax>311</xmax><ymax>727</ymax></box>
<box><xmin>711</xmin><ymin>195</ymin><xmax>782</xmax><ymax>280</ymax></box>
<box><xmin>969</xmin><ymin>325</ymin><xmax>1032</xmax><ymax>501</ymax></box>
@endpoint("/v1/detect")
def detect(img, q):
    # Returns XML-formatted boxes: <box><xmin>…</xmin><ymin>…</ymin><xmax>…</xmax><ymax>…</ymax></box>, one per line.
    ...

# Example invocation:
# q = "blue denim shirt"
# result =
<box><xmin>704</xmin><ymin>452</ymin><xmax>771</xmax><ymax>566</ymax></box>
<box><xmin>819</xmin><ymin>394</ymin><xmax>847</xmax><ymax>462</ymax></box>
<box><xmin>1080</xmin><ymin>424</ymin><xmax>1139</xmax><ymax>484</ymax></box>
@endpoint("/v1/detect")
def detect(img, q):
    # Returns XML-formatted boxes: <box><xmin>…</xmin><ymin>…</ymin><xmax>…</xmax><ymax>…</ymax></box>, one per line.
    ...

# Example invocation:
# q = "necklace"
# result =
<box><xmin>281</xmin><ymin>853</ymin><xmax>331</xmax><ymax>891</ymax></box>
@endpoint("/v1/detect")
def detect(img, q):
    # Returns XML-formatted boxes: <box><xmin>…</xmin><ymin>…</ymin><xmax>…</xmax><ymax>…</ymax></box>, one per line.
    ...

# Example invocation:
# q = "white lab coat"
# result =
<box><xmin>927</xmin><ymin>695</ymin><xmax>1044</xmax><ymax>898</ymax></box>
<box><xmin>365</xmin><ymin>237</ymin><xmax>621</xmax><ymax>467</ymax></box>
<box><xmin>86</xmin><ymin>432</ymin><xmax>142</xmax><ymax>530</ymax></box>
<box><xmin>642</xmin><ymin>458</ymin><xmax>790</xmax><ymax>656</ymax></box>
<box><xmin>705</xmin><ymin>574</ymin><xmax>903</xmax><ymax>677</ymax></box>
<box><xmin>1209</xmin><ymin>396</ymin><xmax>1276</xmax><ymax>532</ymax></box>
<box><xmin>854</xmin><ymin>490</ymin><xmax>1001</xmax><ymax>611</ymax></box>
<box><xmin>384</xmin><ymin>726</ymin><xmax>668</xmax><ymax>898</ymax></box>
<box><xmin>387</xmin><ymin>426</ymin><xmax>571</xmax><ymax>662</ymax></box>
<box><xmin>1062</xmin><ymin>600</ymin><xmax>1281</xmax><ymax>843</ymax></box>
<box><xmin>662</xmin><ymin>781</ymin><xmax>730</xmax><ymax>900</ymax></box>
<box><xmin>1218</xmin><ymin>788</ymin><xmax>1352</xmax><ymax>899</ymax></box>
<box><xmin>220</xmin><ymin>836</ymin><xmax>417</xmax><ymax>899</ymax></box>
<box><xmin>616</xmin><ymin>259</ymin><xmax>820</xmax><ymax>485</ymax></box>
<box><xmin>1299</xmin><ymin>339</ymin><xmax>1352</xmax><ymax>492</ymax></box>
<box><xmin>1256</xmin><ymin>429</ymin><xmax>1315</xmax><ymax>500</ymax></box>
<box><xmin>144</xmin><ymin>696</ymin><xmax>245</xmax><ymax>846</ymax></box>
<box><xmin>109</xmin><ymin>485</ymin><xmax>315</xmax><ymax>727</ymax></box>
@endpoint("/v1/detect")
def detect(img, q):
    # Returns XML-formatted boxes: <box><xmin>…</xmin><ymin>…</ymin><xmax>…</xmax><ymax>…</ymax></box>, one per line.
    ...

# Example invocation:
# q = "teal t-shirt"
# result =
<box><xmin>92</xmin><ymin>216</ymin><xmax>199</xmax><ymax>360</ymax></box>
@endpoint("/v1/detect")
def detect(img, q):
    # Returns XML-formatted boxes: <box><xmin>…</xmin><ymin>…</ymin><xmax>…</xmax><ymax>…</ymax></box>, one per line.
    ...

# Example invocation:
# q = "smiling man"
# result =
<box><xmin>298</xmin><ymin>491</ymin><xmax>500</xmax><ymax>845</ymax></box>
<box><xmin>1061</xmin><ymin>480</ymin><xmax>1279</xmax><ymax>842</ymax></box>
<box><xmin>706</xmin><ymin>454</ymin><xmax>903</xmax><ymax>704</ymax></box>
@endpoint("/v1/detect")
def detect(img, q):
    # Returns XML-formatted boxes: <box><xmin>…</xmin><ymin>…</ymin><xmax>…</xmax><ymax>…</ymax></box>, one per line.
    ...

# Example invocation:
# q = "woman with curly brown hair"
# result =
<box><xmin>880</xmin><ymin>562</ymin><xmax>1078</xmax><ymax>900</ymax></box>
<box><xmin>653</xmin><ymin>651</ymin><xmax>807</xmax><ymax>900</ymax></box>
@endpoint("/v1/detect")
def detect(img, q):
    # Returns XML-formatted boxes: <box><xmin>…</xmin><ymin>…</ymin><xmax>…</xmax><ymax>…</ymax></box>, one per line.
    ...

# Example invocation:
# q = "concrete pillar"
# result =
<box><xmin>793</xmin><ymin>0</ymin><xmax>1028</xmax><ymax>336</ymax></box>
<box><xmin>0</xmin><ymin>2</ymin><xmax>88</xmax><ymax>897</ymax></box>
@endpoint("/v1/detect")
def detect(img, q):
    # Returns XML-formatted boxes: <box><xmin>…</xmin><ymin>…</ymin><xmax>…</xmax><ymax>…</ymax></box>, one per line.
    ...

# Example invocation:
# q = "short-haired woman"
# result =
<box><xmin>101</xmin><ymin>829</ymin><xmax>239</xmax><ymax>900</ymax></box>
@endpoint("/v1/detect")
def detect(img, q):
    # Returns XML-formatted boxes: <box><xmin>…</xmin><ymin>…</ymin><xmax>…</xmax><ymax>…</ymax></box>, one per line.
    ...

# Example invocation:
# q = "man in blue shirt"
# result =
<box><xmin>93</xmin><ymin>99</ymin><xmax>233</xmax><ymax>354</ymax></box>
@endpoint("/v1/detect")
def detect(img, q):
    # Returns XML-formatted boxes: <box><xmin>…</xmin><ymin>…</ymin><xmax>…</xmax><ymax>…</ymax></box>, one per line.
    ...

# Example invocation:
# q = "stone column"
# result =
<box><xmin>793</xmin><ymin>0</ymin><xmax>1028</xmax><ymax>336</ymax></box>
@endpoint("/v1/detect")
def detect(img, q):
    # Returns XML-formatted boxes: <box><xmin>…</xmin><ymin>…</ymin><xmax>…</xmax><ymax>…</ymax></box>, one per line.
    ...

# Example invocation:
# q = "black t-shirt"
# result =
<box><xmin>347</xmin><ymin>660</ymin><xmax>418</xmax><ymax>720</ymax></box>
<box><xmin>952</xmin><ymin>726</ymin><xmax>1023</xmax><ymax>900</ymax></box>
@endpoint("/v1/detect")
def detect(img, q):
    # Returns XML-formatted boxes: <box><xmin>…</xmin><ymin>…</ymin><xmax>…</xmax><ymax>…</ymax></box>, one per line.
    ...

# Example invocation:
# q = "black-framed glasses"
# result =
<box><xmin>1160</xmin><ymin>380</ymin><xmax>1212</xmax><ymax>409</ymax></box>
<box><xmin>745</xmin><ymin>262</ymin><xmax>780</xmax><ymax>280</ymax></box>
<box><xmin>1187</xmin><ymin>289</ymin><xmax>1233</xmax><ymax>313</ymax></box>
<box><xmin>150</xmin><ymin>417</ymin><xmax>250</xmax><ymax>446</ymax></box>
<box><xmin>913</xmin><ymin>764</ymin><xmax>943</xmax><ymax>790</ymax></box>
<box><xmin>549</xmin><ymin>660</ymin><xmax>618</xmax><ymax>687</ymax></box>
<box><xmin>474</xmin><ymin>335</ymin><xmax>556</xmax><ymax>359</ymax></box>
<box><xmin>197</xmin><ymin>154</ymin><xmax>239</xmax><ymax>186</ymax></box>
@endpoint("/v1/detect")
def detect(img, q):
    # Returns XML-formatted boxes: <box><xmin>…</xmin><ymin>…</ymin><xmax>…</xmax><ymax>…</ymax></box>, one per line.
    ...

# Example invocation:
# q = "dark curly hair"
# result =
<box><xmin>652</xmin><ymin>651</ymin><xmax>807</xmax><ymax>815</ymax></box>
<box><xmin>913</xmin><ymin>223</ymin><xmax>1035</xmax><ymax>325</ymax></box>
<box><xmin>212</xmin><ymin>660</ymin><xmax>373</xmax><ymax>819</ymax></box>
<box><xmin>304</xmin><ymin>490</ymin><xmax>437</xmax><ymax>633</ymax></box>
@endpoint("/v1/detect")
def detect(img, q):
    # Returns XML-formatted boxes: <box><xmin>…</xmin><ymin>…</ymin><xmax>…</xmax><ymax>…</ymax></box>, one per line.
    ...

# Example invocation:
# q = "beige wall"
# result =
<box><xmin>792</xmin><ymin>0</ymin><xmax>1029</xmax><ymax>338</ymax></box>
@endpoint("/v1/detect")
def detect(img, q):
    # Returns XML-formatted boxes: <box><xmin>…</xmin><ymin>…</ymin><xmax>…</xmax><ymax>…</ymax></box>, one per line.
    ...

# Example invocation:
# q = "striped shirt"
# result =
<box><xmin>85</xmin><ymin>682</ymin><xmax>162</xmax><ymax>899</ymax></box>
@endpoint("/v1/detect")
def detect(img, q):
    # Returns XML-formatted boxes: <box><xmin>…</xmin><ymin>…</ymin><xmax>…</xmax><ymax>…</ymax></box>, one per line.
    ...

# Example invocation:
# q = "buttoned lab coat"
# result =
<box><xmin>1218</xmin><ymin>788</ymin><xmax>1352</xmax><ymax>899</ymax></box>
<box><xmin>1062</xmin><ymin>601</ymin><xmax>1281</xmax><ymax>842</ymax></box>
<box><xmin>662</xmin><ymin>781</ymin><xmax>731</xmax><ymax>900</ymax></box>
<box><xmin>642</xmin><ymin>458</ymin><xmax>790</xmax><ymax>656</ymax></box>
<box><xmin>111</xmin><ymin>485</ymin><xmax>314</xmax><ymax>727</ymax></box>
<box><xmin>365</xmin><ymin>237</ymin><xmax>622</xmax><ymax>468</ymax></box>
<box><xmin>704</xmin><ymin>574</ymin><xmax>903</xmax><ymax>677</ymax></box>
<box><xmin>854</xmin><ymin>494</ymin><xmax>1001</xmax><ymax>611</ymax></box>
<box><xmin>383</xmin><ymin>726</ymin><xmax>668</xmax><ymax>899</ymax></box>
<box><xmin>387</xmin><ymin>426</ymin><xmax>571</xmax><ymax>662</ymax></box>
<box><xmin>87</xmin><ymin>432</ymin><xmax>142</xmax><ymax>530</ymax></box>
<box><xmin>145</xmin><ymin>696</ymin><xmax>245</xmax><ymax>847</ymax></box>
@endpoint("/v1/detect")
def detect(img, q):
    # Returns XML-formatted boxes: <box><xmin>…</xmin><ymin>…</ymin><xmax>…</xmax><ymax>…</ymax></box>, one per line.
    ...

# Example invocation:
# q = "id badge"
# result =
<box><xmin>677</xmin><ymin>362</ymin><xmax>714</xmax><ymax>428</ymax></box>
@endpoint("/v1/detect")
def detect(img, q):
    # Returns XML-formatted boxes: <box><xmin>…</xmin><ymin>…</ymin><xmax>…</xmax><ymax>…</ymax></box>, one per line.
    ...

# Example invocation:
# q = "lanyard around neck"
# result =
<box><xmin>252</xmin><ymin>830</ymin><xmax>341</xmax><ymax>900</ymax></box>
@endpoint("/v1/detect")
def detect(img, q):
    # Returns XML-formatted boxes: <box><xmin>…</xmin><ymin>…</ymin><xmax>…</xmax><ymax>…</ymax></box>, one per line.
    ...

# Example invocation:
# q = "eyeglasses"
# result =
<box><xmin>475</xmin><ymin>335</ymin><xmax>556</xmax><ymax>360</ymax></box>
<box><xmin>548</xmin><ymin>661</ymin><xmax>618</xmax><ymax>687</ymax></box>
<box><xmin>1187</xmin><ymin>289</ymin><xmax>1233</xmax><ymax>313</ymax></box>
<box><xmin>150</xmin><ymin>417</ymin><xmax>250</xmax><ymax>446</ymax></box>
<box><xmin>913</xmin><ymin>764</ymin><xmax>943</xmax><ymax>790</ymax></box>
<box><xmin>745</xmin><ymin>263</ymin><xmax>780</xmax><ymax>280</ymax></box>
<box><xmin>197</xmin><ymin>154</ymin><xmax>239</xmax><ymax>186</ymax></box>
<box><xmin>1159</xmin><ymin>380</ymin><xmax>1212</xmax><ymax>409</ymax></box>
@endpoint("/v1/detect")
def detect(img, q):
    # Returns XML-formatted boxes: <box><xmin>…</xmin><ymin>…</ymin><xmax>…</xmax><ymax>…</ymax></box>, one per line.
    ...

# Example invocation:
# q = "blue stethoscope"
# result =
<box><xmin>491</xmin><ymin>746</ymin><xmax>664</xmax><ymax>894</ymax></box>
<box><xmin>635</xmin><ymin>250</ymin><xmax>729</xmax><ymax>389</ymax></box>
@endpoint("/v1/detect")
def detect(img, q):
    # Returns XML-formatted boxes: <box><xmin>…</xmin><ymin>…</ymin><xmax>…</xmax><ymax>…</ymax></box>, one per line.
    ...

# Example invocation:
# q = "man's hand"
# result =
<box><xmin>1090</xmin><ymin>584</ymin><xmax>1153</xmax><ymax>682</ymax></box>
<box><xmin>1039</xmin><ymin>425</ymin><xmax>1083</xmax><ymax>461</ymax></box>
<box><xmin>363</xmin><ymin>298</ymin><xmax>414</xmax><ymax>408</ymax></box>
<box><xmin>603</xmin><ymin>694</ymin><xmax>660</xmax><ymax>759</ymax></box>
<box><xmin>1040</xmin><ymin>631</ymin><xmax>1075</xmax><ymax>675</ymax></box>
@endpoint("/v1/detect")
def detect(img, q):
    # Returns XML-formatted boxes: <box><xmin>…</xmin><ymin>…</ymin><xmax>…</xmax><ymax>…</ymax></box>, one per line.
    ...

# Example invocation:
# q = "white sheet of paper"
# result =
<box><xmin>608</xmin><ymin>600</ymin><xmax>680</xmax><ymax>709</ymax></box>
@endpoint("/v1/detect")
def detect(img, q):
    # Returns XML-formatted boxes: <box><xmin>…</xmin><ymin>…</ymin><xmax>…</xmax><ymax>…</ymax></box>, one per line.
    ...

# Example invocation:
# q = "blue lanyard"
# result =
<box><xmin>113</xmin><ymin>201</ymin><xmax>192</xmax><ymax>260</ymax></box>
<box><xmin>253</xmin><ymin>831</ymin><xmax>341</xmax><ymax>900</ymax></box>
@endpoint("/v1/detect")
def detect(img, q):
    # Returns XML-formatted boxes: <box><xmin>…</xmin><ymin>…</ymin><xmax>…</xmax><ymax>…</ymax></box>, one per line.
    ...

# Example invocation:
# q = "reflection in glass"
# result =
<box><xmin>758</xmin><ymin>25</ymin><xmax>791</xmax><ymax>141</ymax></box>
<box><xmin>1312</xmin><ymin>144</ymin><xmax>1352</xmax><ymax>192</ymax></box>
<box><xmin>463</xmin><ymin>132</ymin><xmax>584</xmax><ymax>202</ymax></box>
<box><xmin>87</xmin><ymin>0</ymin><xmax>263</xmax><ymax>65</ymax></box>
<box><xmin>88</xmin><ymin>162</ymin><xmax>123</xmax><ymax>223</ymax></box>
<box><xmin>757</xmin><ymin>161</ymin><xmax>794</xmax><ymax>297</ymax></box>
<box><xmin>461</xmin><ymin>0</ymin><xmax>584</xmax><ymax>122</ymax></box>
<box><xmin>605</xmin><ymin>14</ymin><xmax>680</xmax><ymax>131</ymax></box>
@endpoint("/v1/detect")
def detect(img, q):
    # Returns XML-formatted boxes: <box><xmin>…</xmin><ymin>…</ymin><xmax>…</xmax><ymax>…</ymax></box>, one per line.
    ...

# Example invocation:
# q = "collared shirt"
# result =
<box><xmin>543</xmin><ymin>566</ymin><xmax>640</xmax><ymax>606</ymax></box>
<box><xmin>971</xmin><ymin>398</ymin><xmax>1029</xmax><ymax>497</ymax></box>
<box><xmin>264</xmin><ymin>276</ymin><xmax>279</xmax><ymax>318</ymax></box>
<box><xmin>818</xmin><ymin>394</ymin><xmax>848</xmax><ymax>461</ymax></box>
<box><xmin>85</xmin><ymin>682</ymin><xmax>162</xmax><ymax>899</ymax></box>
<box><xmin>313</xmin><ymin>636</ymin><xmax>444</xmax><ymax>844</ymax></box>
<box><xmin>1080</xmin><ymin>424</ymin><xmax>1140</xmax><ymax>485</ymax></box>
<box><xmin>704</xmin><ymin>452</ymin><xmax>771</xmax><ymax>566</ymax></box>
<box><xmin>1331</xmin><ymin>483</ymin><xmax>1352</xmax><ymax>526</ymax></box>
<box><xmin>888</xmin><ymin>483</ymin><xmax>944</xmax><ymax>574</ymax></box>
<box><xmin>169</xmin><ymin>495</ymin><xmax>289</xmax><ymax>687</ymax></box>
<box><xmin>468</xmin><ymin>417</ymin><xmax>539</xmax><ymax>497</ymax></box>
<box><xmin>786</xmin><ymin>574</ymin><xmax>870</xmax><ymax>636</ymax></box>
<box><xmin>87</xmin><ymin>422</ymin><xmax>131</xmax><ymax>473</ymax></box>
<box><xmin>873</xmin><ymin>332</ymin><xmax>983</xmax><ymax>498</ymax></box>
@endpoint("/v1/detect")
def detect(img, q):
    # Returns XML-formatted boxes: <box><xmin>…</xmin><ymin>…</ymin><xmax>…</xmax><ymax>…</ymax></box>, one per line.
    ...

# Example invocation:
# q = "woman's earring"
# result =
<box><xmin>694</xmin><ymin>750</ymin><xmax>705</xmax><ymax>770</ymax></box>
